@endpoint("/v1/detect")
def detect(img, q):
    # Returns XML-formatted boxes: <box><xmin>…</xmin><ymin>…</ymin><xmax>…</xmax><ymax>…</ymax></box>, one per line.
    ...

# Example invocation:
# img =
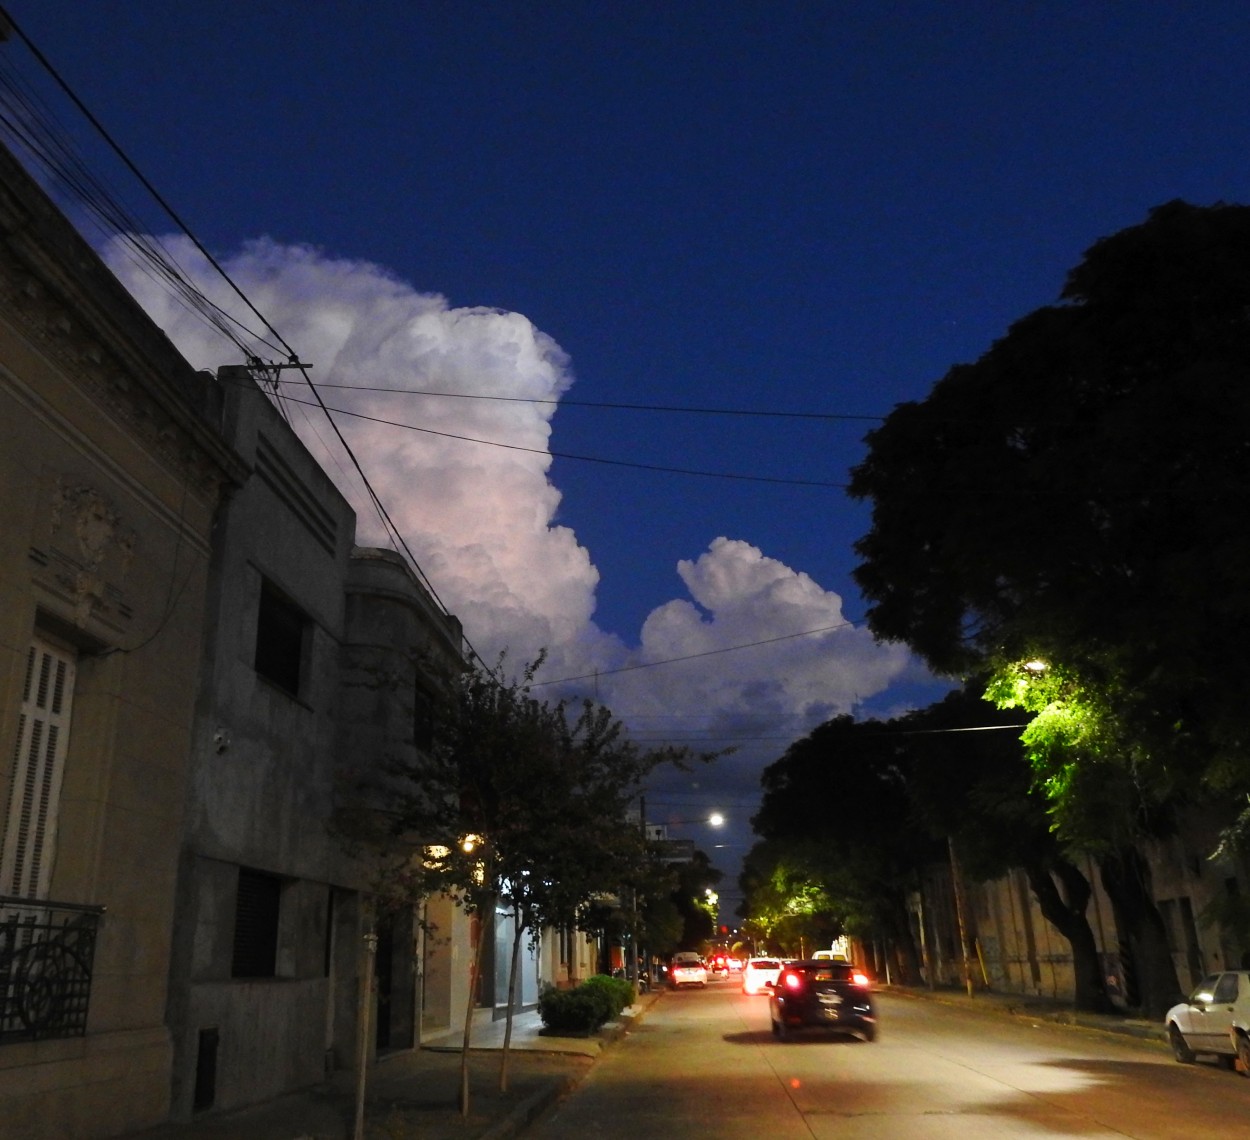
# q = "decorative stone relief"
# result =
<box><xmin>48</xmin><ymin>479</ymin><xmax>137</xmax><ymax>627</ymax></box>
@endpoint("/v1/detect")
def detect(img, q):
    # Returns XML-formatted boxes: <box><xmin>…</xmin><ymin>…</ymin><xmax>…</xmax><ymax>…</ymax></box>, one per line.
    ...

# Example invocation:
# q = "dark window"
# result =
<box><xmin>232</xmin><ymin>867</ymin><xmax>282</xmax><ymax>977</ymax></box>
<box><xmin>193</xmin><ymin>1028</ymin><xmax>219</xmax><ymax>1111</ymax></box>
<box><xmin>254</xmin><ymin>581</ymin><xmax>307</xmax><ymax>695</ymax></box>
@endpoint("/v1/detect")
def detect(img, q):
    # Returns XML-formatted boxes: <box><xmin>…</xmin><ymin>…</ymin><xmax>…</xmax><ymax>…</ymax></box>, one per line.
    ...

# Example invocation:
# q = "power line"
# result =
<box><xmin>530</xmin><ymin>621</ymin><xmax>855</xmax><ymax>687</ymax></box>
<box><xmin>272</xmin><ymin>393</ymin><xmax>850</xmax><ymax>488</ymax></box>
<box><xmin>274</xmin><ymin>380</ymin><xmax>884</xmax><ymax>423</ymax></box>
<box><xmin>1</xmin><ymin>11</ymin><xmax>481</xmax><ymax>664</ymax></box>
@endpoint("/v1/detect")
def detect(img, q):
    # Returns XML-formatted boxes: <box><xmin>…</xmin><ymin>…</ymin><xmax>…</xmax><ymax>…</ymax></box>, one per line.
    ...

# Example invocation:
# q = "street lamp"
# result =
<box><xmin>659</xmin><ymin>813</ymin><xmax>725</xmax><ymax>828</ymax></box>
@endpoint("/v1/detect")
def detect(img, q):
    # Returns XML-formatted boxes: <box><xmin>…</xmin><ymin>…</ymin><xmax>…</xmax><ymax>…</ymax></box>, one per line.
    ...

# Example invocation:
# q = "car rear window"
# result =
<box><xmin>752</xmin><ymin>960</ymin><xmax>780</xmax><ymax>969</ymax></box>
<box><xmin>782</xmin><ymin>964</ymin><xmax>853</xmax><ymax>981</ymax></box>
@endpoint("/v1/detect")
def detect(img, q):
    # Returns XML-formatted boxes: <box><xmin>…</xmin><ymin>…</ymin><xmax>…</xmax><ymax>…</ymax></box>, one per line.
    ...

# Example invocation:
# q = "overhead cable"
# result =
<box><xmin>272</xmin><ymin>394</ymin><xmax>849</xmax><ymax>488</ymax></box>
<box><xmin>530</xmin><ymin>621</ymin><xmax>855</xmax><ymax>687</ymax></box>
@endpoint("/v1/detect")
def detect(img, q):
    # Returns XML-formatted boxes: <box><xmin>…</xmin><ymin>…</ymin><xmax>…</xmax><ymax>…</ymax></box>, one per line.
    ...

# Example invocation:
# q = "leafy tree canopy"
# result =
<box><xmin>361</xmin><ymin>653</ymin><xmax>712</xmax><ymax>930</ymax></box>
<box><xmin>849</xmin><ymin>201</ymin><xmax>1250</xmax><ymax>836</ymax></box>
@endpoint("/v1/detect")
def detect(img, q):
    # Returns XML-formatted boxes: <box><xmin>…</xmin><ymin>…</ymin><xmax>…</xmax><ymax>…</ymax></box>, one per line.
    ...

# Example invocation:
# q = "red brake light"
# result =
<box><xmin>852</xmin><ymin>971</ymin><xmax>870</xmax><ymax>987</ymax></box>
<box><xmin>783</xmin><ymin>971</ymin><xmax>803</xmax><ymax>991</ymax></box>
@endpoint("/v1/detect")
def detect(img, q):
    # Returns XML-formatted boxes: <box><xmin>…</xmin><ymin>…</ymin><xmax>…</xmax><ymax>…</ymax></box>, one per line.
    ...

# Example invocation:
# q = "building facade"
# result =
<box><xmin>164</xmin><ymin>365</ymin><xmax>469</xmax><ymax>1120</ymax></box>
<box><xmin>0</xmin><ymin>136</ymin><xmax>479</xmax><ymax>1134</ymax></box>
<box><xmin>0</xmin><ymin>142</ymin><xmax>242</xmax><ymax>1138</ymax></box>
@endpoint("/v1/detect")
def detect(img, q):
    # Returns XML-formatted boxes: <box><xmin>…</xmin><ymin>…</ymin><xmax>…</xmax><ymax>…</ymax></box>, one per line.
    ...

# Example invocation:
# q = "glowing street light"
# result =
<box><xmin>662</xmin><ymin>813</ymin><xmax>725</xmax><ymax>828</ymax></box>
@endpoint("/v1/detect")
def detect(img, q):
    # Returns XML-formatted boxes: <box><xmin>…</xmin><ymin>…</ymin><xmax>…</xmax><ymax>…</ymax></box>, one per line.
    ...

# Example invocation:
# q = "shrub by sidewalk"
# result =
<box><xmin>539</xmin><ymin>974</ymin><xmax>635</xmax><ymax>1034</ymax></box>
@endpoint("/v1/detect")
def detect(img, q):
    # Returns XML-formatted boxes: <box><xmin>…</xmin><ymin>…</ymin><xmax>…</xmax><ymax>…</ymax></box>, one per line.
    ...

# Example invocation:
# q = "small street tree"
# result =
<box><xmin>361</xmin><ymin>653</ymin><xmax>709</xmax><ymax>1109</ymax></box>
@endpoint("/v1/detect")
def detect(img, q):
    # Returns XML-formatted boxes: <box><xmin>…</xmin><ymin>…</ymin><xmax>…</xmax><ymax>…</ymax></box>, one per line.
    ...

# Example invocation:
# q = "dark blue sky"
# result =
<box><xmin>12</xmin><ymin>2</ymin><xmax>1250</xmax><ymax>633</ymax></box>
<box><xmin>8</xmin><ymin>2</ymin><xmax>1250</xmax><ymax>892</ymax></box>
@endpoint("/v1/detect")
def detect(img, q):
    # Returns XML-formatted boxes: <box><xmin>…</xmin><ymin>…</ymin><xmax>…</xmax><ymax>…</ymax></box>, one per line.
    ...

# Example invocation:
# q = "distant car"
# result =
<box><xmin>1165</xmin><ymin>971</ymin><xmax>1250</xmax><ymax>1070</ymax></box>
<box><xmin>727</xmin><ymin>957</ymin><xmax>744</xmax><ymax>973</ymax></box>
<box><xmin>769</xmin><ymin>960</ymin><xmax>876</xmax><ymax>1041</ymax></box>
<box><xmin>741</xmin><ymin>957</ymin><xmax>783</xmax><ymax>996</ymax></box>
<box><xmin>669</xmin><ymin>952</ymin><xmax>708</xmax><ymax>989</ymax></box>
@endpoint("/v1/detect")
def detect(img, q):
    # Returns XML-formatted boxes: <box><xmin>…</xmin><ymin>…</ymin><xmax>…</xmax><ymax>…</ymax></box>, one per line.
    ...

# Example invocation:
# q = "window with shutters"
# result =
<box><xmin>1</xmin><ymin>637</ymin><xmax>76</xmax><ymax>900</ymax></box>
<box><xmin>231</xmin><ymin>867</ymin><xmax>283</xmax><ymax>978</ymax></box>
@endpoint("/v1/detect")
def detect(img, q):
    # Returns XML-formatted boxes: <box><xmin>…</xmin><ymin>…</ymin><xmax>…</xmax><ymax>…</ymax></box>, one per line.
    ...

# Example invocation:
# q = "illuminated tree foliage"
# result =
<box><xmin>744</xmin><ymin>691</ymin><xmax>1117</xmax><ymax>1011</ymax></box>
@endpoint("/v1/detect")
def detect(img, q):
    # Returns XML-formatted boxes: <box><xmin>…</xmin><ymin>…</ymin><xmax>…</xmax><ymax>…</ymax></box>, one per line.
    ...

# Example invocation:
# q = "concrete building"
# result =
<box><xmin>165</xmin><ymin>365</ymin><xmax>468</xmax><ymax>1120</ymax></box>
<box><xmin>0</xmin><ymin>141</ymin><xmax>242</xmax><ymax>1138</ymax></box>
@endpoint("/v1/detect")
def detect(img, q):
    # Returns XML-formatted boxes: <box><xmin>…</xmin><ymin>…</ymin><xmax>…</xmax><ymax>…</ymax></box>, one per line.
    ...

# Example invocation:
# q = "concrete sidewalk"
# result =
<box><xmin>886</xmin><ymin>983</ymin><xmax>1167</xmax><ymax>1048</ymax></box>
<box><xmin>119</xmin><ymin>991</ymin><xmax>662</xmax><ymax>1140</ymax></box>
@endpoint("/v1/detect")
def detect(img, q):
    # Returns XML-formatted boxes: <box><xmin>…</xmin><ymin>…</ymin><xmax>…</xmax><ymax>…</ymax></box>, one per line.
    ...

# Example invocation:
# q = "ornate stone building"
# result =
<box><xmin>0</xmin><ymin>141</ymin><xmax>242</xmax><ymax>1136</ymax></box>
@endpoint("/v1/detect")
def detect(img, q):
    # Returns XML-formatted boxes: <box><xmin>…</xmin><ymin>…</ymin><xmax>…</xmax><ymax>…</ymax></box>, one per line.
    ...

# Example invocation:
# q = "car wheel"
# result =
<box><xmin>862</xmin><ymin>1023</ymin><xmax>877</xmax><ymax>1043</ymax></box>
<box><xmin>1236</xmin><ymin>1033</ymin><xmax>1250</xmax><ymax>1076</ymax></box>
<box><xmin>1169</xmin><ymin>1023</ymin><xmax>1196</xmax><ymax>1064</ymax></box>
<box><xmin>1218</xmin><ymin>1052</ymin><xmax>1237</xmax><ymax>1071</ymax></box>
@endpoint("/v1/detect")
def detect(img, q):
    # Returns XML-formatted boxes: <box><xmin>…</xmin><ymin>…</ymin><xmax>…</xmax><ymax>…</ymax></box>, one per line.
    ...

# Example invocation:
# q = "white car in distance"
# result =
<box><xmin>668</xmin><ymin>952</ymin><xmax>708</xmax><ymax>989</ymax></box>
<box><xmin>741</xmin><ymin>957</ymin><xmax>783</xmax><ymax>996</ymax></box>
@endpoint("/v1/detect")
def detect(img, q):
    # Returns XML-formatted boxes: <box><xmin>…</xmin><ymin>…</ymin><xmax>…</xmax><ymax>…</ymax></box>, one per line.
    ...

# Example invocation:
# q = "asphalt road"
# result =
<box><xmin>532</xmin><ymin>976</ymin><xmax>1250</xmax><ymax>1138</ymax></box>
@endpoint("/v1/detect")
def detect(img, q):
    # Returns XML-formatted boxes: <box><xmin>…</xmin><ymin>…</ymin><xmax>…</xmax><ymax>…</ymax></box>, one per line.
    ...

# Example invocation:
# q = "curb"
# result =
<box><xmin>887</xmin><ymin>985</ymin><xmax>1168</xmax><ymax>1050</ymax></box>
<box><xmin>484</xmin><ymin>987</ymin><xmax>662</xmax><ymax>1137</ymax></box>
<box><xmin>479</xmin><ymin>1074</ymin><xmax>581</xmax><ymax>1140</ymax></box>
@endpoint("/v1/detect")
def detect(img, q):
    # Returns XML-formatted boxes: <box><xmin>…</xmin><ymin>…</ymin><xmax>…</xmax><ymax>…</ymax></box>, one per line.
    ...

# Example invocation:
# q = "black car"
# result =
<box><xmin>768</xmin><ymin>960</ymin><xmax>876</xmax><ymax>1041</ymax></box>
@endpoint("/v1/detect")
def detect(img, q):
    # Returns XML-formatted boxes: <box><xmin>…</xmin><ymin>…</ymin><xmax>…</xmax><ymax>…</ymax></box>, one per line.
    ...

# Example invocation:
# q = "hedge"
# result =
<box><xmin>539</xmin><ymin>974</ymin><xmax>636</xmax><ymax>1033</ymax></box>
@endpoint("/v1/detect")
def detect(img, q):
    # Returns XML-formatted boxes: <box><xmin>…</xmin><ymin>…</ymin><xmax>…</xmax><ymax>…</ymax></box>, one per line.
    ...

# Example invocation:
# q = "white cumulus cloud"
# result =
<box><xmin>105</xmin><ymin>236</ymin><xmax>939</xmax><ymax>840</ymax></box>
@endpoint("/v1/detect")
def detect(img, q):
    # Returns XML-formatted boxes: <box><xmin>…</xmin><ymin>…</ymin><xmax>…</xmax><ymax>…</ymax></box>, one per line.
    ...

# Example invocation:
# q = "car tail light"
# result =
<box><xmin>783</xmin><ymin>971</ymin><xmax>804</xmax><ymax>991</ymax></box>
<box><xmin>852</xmin><ymin>971</ymin><xmax>870</xmax><ymax>987</ymax></box>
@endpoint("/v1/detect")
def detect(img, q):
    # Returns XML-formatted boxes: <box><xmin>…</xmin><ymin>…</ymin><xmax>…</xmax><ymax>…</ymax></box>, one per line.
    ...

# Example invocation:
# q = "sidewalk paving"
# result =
<box><xmin>885</xmin><ymin>982</ymin><xmax>1168</xmax><ymax>1049</ymax></box>
<box><xmin>119</xmin><ymin>990</ymin><xmax>663</xmax><ymax>1140</ymax></box>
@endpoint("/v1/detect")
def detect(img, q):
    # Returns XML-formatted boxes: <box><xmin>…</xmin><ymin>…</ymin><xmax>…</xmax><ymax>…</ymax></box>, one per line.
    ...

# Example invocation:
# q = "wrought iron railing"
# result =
<box><xmin>0</xmin><ymin>895</ymin><xmax>104</xmax><ymax>1043</ymax></box>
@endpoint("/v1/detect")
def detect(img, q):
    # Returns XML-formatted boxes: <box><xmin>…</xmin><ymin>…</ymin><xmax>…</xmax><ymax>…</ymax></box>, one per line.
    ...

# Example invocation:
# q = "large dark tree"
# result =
<box><xmin>751</xmin><ymin>716</ymin><xmax>942</xmax><ymax>983</ymax></box>
<box><xmin>848</xmin><ymin>201</ymin><xmax>1250</xmax><ymax>1014</ymax></box>
<box><xmin>850</xmin><ymin>200</ymin><xmax>1250</xmax><ymax>799</ymax></box>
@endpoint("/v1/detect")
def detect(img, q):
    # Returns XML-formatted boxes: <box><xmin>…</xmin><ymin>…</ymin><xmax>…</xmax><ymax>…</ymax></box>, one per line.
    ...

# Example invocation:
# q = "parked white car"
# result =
<box><xmin>741</xmin><ymin>957</ymin><xmax>783</xmax><ymax>996</ymax></box>
<box><xmin>1165</xmin><ymin>970</ymin><xmax>1250</xmax><ymax>1071</ymax></box>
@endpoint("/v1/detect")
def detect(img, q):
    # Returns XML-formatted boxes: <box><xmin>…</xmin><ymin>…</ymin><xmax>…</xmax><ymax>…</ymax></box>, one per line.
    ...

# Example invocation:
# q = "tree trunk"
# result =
<box><xmin>886</xmin><ymin>893</ymin><xmax>924</xmax><ymax>985</ymax></box>
<box><xmin>1098</xmin><ymin>846</ymin><xmax>1182</xmax><ymax>1019</ymax></box>
<box><xmin>1024</xmin><ymin>857</ymin><xmax>1116</xmax><ymax>1013</ymax></box>
<box><xmin>459</xmin><ymin>898</ymin><xmax>491</xmax><ymax>1117</ymax></box>
<box><xmin>499</xmin><ymin>910</ymin><xmax>524</xmax><ymax>1094</ymax></box>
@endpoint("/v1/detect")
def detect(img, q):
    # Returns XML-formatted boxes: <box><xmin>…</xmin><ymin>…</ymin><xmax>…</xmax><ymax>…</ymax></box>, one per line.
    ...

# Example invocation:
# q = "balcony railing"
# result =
<box><xmin>0</xmin><ymin>895</ymin><xmax>104</xmax><ymax>1043</ymax></box>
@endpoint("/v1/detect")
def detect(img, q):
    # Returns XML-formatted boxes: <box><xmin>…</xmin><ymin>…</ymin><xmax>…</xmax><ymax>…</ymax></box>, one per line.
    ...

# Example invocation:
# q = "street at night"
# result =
<box><xmin>535</xmin><ymin>978</ymin><xmax>1250</xmax><ymax>1138</ymax></box>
